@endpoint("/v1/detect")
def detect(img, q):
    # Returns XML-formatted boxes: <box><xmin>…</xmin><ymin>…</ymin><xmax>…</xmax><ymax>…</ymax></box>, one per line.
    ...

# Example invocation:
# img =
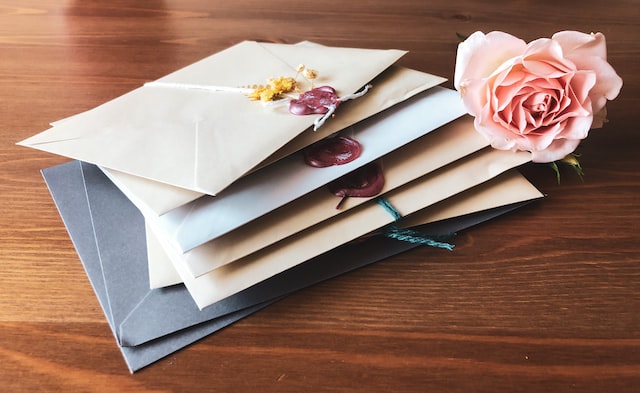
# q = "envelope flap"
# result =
<box><xmin>96</xmin><ymin>65</ymin><xmax>448</xmax><ymax>217</ymax></box>
<box><xmin>158</xmin><ymin>87</ymin><xmax>467</xmax><ymax>252</ymax></box>
<box><xmin>80</xmin><ymin>161</ymin><xmax>151</xmax><ymax>341</ymax></box>
<box><xmin>259</xmin><ymin>42</ymin><xmax>407</xmax><ymax>95</ymax></box>
<box><xmin>19</xmin><ymin>41</ymin><xmax>407</xmax><ymax>196</ymax></box>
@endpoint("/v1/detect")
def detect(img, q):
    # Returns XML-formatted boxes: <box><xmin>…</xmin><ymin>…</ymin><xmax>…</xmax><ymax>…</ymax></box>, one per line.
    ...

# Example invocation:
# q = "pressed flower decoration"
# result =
<box><xmin>246</xmin><ymin>64</ymin><xmax>316</xmax><ymax>102</ymax></box>
<box><xmin>144</xmin><ymin>63</ymin><xmax>371</xmax><ymax>131</ymax></box>
<box><xmin>246</xmin><ymin>64</ymin><xmax>372</xmax><ymax>130</ymax></box>
<box><xmin>454</xmin><ymin>30</ymin><xmax>623</xmax><ymax>179</ymax></box>
<box><xmin>246</xmin><ymin>76</ymin><xmax>298</xmax><ymax>102</ymax></box>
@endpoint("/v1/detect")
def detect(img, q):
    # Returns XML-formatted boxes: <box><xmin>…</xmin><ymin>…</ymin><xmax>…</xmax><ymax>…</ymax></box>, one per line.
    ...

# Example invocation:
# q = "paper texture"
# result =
<box><xmin>156</xmin><ymin>86</ymin><xmax>467</xmax><ymax>252</ymax></box>
<box><xmin>149</xmin><ymin>168</ymin><xmax>543</xmax><ymax>287</ymax></box>
<box><xmin>42</xmin><ymin>159</ymin><xmax>539</xmax><ymax>371</ymax></box>
<box><xmin>100</xmin><ymin>65</ymin><xmax>447</xmax><ymax>216</ymax></box>
<box><xmin>161</xmin><ymin>147</ymin><xmax>532</xmax><ymax>309</ymax></box>
<box><xmin>180</xmin><ymin>116</ymin><xmax>488</xmax><ymax>278</ymax></box>
<box><xmin>21</xmin><ymin>41</ymin><xmax>407</xmax><ymax>196</ymax></box>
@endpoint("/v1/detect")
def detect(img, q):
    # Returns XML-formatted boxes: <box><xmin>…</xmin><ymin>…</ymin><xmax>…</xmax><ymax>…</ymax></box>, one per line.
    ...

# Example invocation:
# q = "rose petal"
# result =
<box><xmin>522</xmin><ymin>122</ymin><xmax>564</xmax><ymax>150</ymax></box>
<box><xmin>558</xmin><ymin>114</ymin><xmax>593</xmax><ymax>141</ymax></box>
<box><xmin>531</xmin><ymin>137</ymin><xmax>582</xmax><ymax>163</ymax></box>
<box><xmin>581</xmin><ymin>56</ymin><xmax>623</xmax><ymax>113</ymax></box>
<box><xmin>454</xmin><ymin>31</ymin><xmax>526</xmax><ymax>90</ymax></box>
<box><xmin>553</xmin><ymin>32</ymin><xmax>623</xmax><ymax>112</ymax></box>
<box><xmin>552</xmin><ymin>31</ymin><xmax>607</xmax><ymax>61</ymax></box>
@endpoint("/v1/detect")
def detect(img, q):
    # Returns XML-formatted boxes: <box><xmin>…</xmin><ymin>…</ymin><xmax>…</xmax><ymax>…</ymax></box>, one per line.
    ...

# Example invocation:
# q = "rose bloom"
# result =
<box><xmin>454</xmin><ymin>31</ymin><xmax>623</xmax><ymax>162</ymax></box>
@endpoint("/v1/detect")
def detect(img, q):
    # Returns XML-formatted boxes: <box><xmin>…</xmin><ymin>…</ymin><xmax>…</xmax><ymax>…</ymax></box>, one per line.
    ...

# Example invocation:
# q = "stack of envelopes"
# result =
<box><xmin>18</xmin><ymin>41</ymin><xmax>544</xmax><ymax>372</ymax></box>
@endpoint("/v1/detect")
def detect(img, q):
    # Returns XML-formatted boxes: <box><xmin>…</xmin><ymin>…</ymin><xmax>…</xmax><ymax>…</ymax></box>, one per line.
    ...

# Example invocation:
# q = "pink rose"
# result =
<box><xmin>454</xmin><ymin>31</ymin><xmax>622</xmax><ymax>162</ymax></box>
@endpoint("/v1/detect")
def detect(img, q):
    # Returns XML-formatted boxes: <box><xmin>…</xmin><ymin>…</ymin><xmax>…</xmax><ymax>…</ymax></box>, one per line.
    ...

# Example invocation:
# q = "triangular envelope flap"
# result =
<box><xmin>258</xmin><ymin>42</ymin><xmax>407</xmax><ymax>95</ymax></box>
<box><xmin>98</xmin><ymin>65</ymin><xmax>447</xmax><ymax>217</ymax></box>
<box><xmin>158</xmin><ymin>86</ymin><xmax>467</xmax><ymax>252</ymax></box>
<box><xmin>19</xmin><ymin>41</ymin><xmax>406</xmax><ymax>196</ymax></box>
<box><xmin>257</xmin><ymin>65</ymin><xmax>447</xmax><ymax>168</ymax></box>
<box><xmin>80</xmin><ymin>162</ymin><xmax>151</xmax><ymax>340</ymax></box>
<box><xmin>159</xmin><ymin>41</ymin><xmax>407</xmax><ymax>96</ymax></box>
<box><xmin>40</xmin><ymin>161</ymin><xmax>115</xmax><ymax>328</ymax></box>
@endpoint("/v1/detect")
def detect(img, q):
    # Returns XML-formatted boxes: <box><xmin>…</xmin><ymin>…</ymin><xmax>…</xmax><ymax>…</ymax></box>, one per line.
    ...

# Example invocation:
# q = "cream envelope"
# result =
<box><xmin>145</xmin><ymin>222</ymin><xmax>183</xmax><ymax>288</ymax></box>
<box><xmin>156</xmin><ymin>147</ymin><xmax>532</xmax><ymax>309</ymax></box>
<box><xmin>148</xmin><ymin>169</ymin><xmax>543</xmax><ymax>289</ymax></box>
<box><xmin>156</xmin><ymin>86</ymin><xmax>467</xmax><ymax>253</ymax></box>
<box><xmin>98</xmin><ymin>65</ymin><xmax>447</xmax><ymax>217</ymax></box>
<box><xmin>397</xmin><ymin>170</ymin><xmax>543</xmax><ymax>228</ymax></box>
<box><xmin>18</xmin><ymin>41</ymin><xmax>407</xmax><ymax>196</ymax></box>
<box><xmin>181</xmin><ymin>116</ymin><xmax>489</xmax><ymax>278</ymax></box>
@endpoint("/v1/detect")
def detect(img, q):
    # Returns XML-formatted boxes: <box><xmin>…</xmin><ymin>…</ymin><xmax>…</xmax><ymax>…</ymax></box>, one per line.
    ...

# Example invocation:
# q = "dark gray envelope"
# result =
<box><xmin>41</xmin><ymin>160</ymin><xmax>534</xmax><ymax>372</ymax></box>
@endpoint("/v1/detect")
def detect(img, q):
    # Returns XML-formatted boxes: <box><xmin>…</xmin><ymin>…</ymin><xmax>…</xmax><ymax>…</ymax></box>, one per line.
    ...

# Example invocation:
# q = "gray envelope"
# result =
<box><xmin>41</xmin><ymin>160</ymin><xmax>534</xmax><ymax>372</ymax></box>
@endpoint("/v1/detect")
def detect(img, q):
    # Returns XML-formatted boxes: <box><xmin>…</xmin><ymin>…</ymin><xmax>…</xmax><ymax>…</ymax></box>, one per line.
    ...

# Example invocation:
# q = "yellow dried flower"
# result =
<box><xmin>247</xmin><ymin>86</ymin><xmax>267</xmax><ymax>101</ymax></box>
<box><xmin>269</xmin><ymin>76</ymin><xmax>297</xmax><ymax>93</ymax></box>
<box><xmin>303</xmin><ymin>68</ymin><xmax>318</xmax><ymax>80</ymax></box>
<box><xmin>248</xmin><ymin>76</ymin><xmax>297</xmax><ymax>102</ymax></box>
<box><xmin>296</xmin><ymin>64</ymin><xmax>306</xmax><ymax>73</ymax></box>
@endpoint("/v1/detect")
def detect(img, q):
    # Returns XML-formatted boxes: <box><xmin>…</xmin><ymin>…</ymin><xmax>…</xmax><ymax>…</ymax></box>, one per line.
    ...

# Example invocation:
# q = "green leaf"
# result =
<box><xmin>549</xmin><ymin>161</ymin><xmax>561</xmax><ymax>184</ymax></box>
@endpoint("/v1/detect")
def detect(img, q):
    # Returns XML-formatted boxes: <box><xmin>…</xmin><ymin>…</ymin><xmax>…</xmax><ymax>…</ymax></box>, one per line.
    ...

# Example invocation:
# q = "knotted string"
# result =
<box><xmin>376</xmin><ymin>197</ymin><xmax>455</xmax><ymax>251</ymax></box>
<box><xmin>312</xmin><ymin>84</ymin><xmax>372</xmax><ymax>130</ymax></box>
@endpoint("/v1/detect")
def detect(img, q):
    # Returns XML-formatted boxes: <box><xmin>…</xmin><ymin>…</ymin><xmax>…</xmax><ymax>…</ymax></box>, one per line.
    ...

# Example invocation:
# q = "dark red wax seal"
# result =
<box><xmin>303</xmin><ymin>136</ymin><xmax>362</xmax><ymax>167</ymax></box>
<box><xmin>289</xmin><ymin>86</ymin><xmax>340</xmax><ymax>115</ymax></box>
<box><xmin>327</xmin><ymin>162</ymin><xmax>385</xmax><ymax>209</ymax></box>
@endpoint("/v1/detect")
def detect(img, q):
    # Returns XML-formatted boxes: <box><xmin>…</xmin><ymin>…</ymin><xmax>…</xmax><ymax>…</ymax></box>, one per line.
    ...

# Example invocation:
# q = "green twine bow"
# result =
<box><xmin>376</xmin><ymin>197</ymin><xmax>455</xmax><ymax>251</ymax></box>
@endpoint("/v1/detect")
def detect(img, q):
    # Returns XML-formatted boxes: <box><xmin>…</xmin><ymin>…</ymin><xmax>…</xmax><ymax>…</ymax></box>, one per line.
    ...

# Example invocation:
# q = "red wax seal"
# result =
<box><xmin>289</xmin><ymin>86</ymin><xmax>340</xmax><ymax>115</ymax></box>
<box><xmin>303</xmin><ymin>136</ymin><xmax>362</xmax><ymax>167</ymax></box>
<box><xmin>328</xmin><ymin>162</ymin><xmax>385</xmax><ymax>208</ymax></box>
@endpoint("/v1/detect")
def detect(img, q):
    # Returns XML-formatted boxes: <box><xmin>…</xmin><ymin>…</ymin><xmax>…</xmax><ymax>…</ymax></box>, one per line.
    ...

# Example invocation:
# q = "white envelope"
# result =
<box><xmin>18</xmin><ymin>41</ymin><xmax>407</xmax><ymax>196</ymax></box>
<box><xmin>180</xmin><ymin>116</ymin><xmax>489</xmax><ymax>278</ymax></box>
<box><xmin>157</xmin><ymin>147</ymin><xmax>532</xmax><ymax>309</ymax></box>
<box><xmin>156</xmin><ymin>86</ymin><xmax>467</xmax><ymax>252</ymax></box>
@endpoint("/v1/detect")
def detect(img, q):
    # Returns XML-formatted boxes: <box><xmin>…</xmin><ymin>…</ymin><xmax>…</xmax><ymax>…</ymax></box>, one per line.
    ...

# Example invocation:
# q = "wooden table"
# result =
<box><xmin>1</xmin><ymin>1</ymin><xmax>638</xmax><ymax>391</ymax></box>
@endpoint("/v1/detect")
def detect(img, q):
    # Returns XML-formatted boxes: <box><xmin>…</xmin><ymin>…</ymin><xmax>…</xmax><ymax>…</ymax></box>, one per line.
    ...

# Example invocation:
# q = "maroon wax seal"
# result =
<box><xmin>289</xmin><ymin>86</ymin><xmax>340</xmax><ymax>115</ymax></box>
<box><xmin>327</xmin><ymin>162</ymin><xmax>385</xmax><ymax>209</ymax></box>
<box><xmin>303</xmin><ymin>136</ymin><xmax>362</xmax><ymax>168</ymax></box>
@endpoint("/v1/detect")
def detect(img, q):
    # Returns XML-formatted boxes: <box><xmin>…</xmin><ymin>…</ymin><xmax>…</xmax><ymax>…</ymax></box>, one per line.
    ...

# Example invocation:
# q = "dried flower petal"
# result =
<box><xmin>248</xmin><ymin>76</ymin><xmax>297</xmax><ymax>102</ymax></box>
<box><xmin>303</xmin><ymin>68</ymin><xmax>318</xmax><ymax>80</ymax></box>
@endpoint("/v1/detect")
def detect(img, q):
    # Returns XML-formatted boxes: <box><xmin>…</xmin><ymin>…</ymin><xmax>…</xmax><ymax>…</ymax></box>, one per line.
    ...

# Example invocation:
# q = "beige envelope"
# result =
<box><xmin>155</xmin><ymin>147</ymin><xmax>532</xmax><ymax>309</ymax></box>
<box><xmin>181</xmin><ymin>116</ymin><xmax>489</xmax><ymax>278</ymax></box>
<box><xmin>98</xmin><ymin>65</ymin><xmax>447</xmax><ymax>216</ymax></box>
<box><xmin>18</xmin><ymin>41</ymin><xmax>407</xmax><ymax>196</ymax></box>
<box><xmin>148</xmin><ymin>169</ymin><xmax>543</xmax><ymax>289</ymax></box>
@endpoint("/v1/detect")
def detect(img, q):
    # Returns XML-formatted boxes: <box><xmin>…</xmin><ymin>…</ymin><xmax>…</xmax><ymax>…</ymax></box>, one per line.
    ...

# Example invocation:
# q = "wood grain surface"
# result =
<box><xmin>1</xmin><ymin>1</ymin><xmax>638</xmax><ymax>392</ymax></box>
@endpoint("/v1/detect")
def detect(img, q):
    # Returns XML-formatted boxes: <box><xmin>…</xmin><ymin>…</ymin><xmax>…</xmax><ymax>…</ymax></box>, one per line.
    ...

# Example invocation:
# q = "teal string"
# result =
<box><xmin>376</xmin><ymin>197</ymin><xmax>455</xmax><ymax>251</ymax></box>
<box><xmin>384</xmin><ymin>227</ymin><xmax>455</xmax><ymax>251</ymax></box>
<box><xmin>376</xmin><ymin>197</ymin><xmax>403</xmax><ymax>221</ymax></box>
